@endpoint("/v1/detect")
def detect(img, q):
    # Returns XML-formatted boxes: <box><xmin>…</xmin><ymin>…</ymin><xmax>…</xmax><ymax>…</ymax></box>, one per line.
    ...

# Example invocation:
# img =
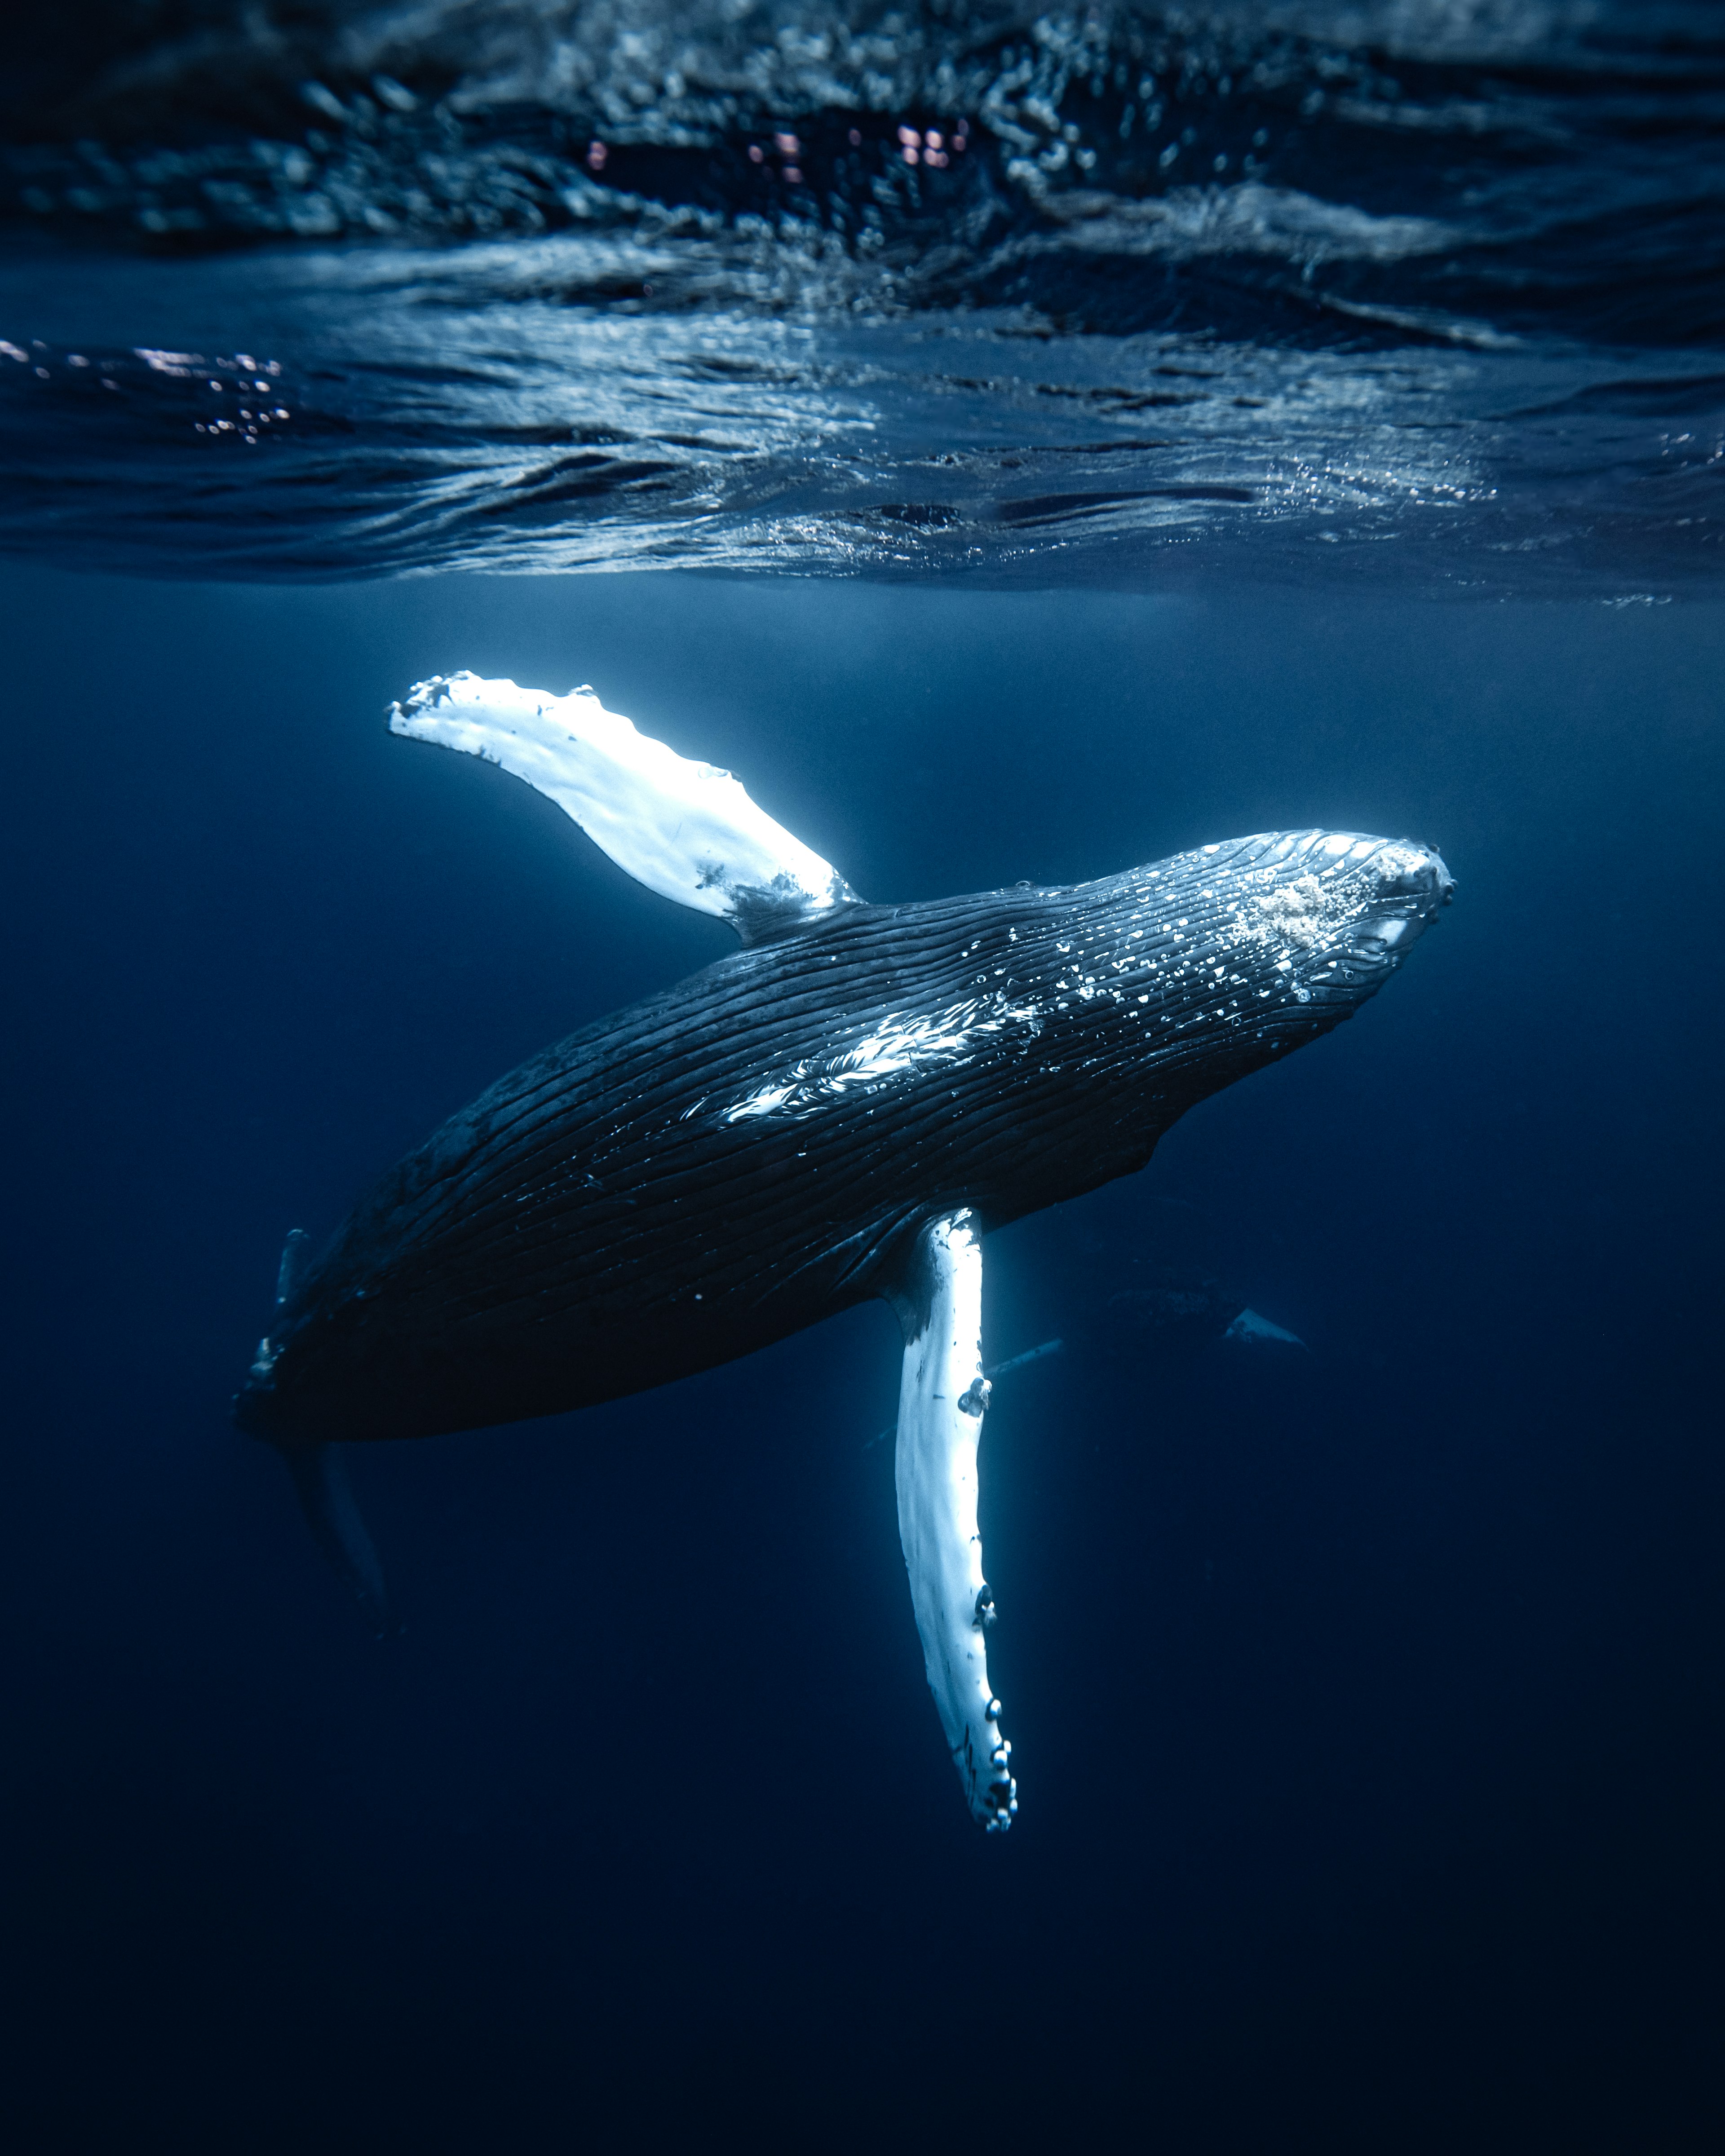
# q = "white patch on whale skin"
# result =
<box><xmin>388</xmin><ymin>672</ymin><xmax>857</xmax><ymax>936</ymax></box>
<box><xmin>722</xmin><ymin>993</ymin><xmax>1043</xmax><ymax>1122</ymax></box>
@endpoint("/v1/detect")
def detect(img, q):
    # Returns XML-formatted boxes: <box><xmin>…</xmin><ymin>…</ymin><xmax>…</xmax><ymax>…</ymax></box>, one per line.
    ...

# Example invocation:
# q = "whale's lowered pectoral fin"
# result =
<box><xmin>887</xmin><ymin>1211</ymin><xmax>1016</xmax><ymax>1833</ymax></box>
<box><xmin>279</xmin><ymin>1443</ymin><xmax>397</xmax><ymax>1640</ymax></box>
<box><xmin>388</xmin><ymin>672</ymin><xmax>862</xmax><ymax>944</ymax></box>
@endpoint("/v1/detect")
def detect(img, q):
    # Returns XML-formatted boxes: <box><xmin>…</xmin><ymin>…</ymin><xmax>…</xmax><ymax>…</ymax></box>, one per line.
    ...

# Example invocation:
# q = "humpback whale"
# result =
<box><xmin>236</xmin><ymin>672</ymin><xmax>1453</xmax><ymax>1830</ymax></box>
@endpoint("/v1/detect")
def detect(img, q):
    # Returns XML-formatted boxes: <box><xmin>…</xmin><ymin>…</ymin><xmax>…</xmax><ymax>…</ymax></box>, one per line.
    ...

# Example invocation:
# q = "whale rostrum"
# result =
<box><xmin>237</xmin><ymin>671</ymin><xmax>1455</xmax><ymax>1829</ymax></box>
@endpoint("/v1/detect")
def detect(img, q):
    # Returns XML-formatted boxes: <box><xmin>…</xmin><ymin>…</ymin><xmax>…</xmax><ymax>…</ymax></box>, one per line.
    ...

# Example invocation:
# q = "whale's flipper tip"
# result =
<box><xmin>279</xmin><ymin>1441</ymin><xmax>398</xmax><ymax>1640</ymax></box>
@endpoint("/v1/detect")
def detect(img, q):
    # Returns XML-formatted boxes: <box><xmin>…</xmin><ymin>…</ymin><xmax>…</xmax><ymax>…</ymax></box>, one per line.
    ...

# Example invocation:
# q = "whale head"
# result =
<box><xmin>1224</xmin><ymin>830</ymin><xmax>1455</xmax><ymax>1016</ymax></box>
<box><xmin>1021</xmin><ymin>828</ymin><xmax>1455</xmax><ymax>1145</ymax></box>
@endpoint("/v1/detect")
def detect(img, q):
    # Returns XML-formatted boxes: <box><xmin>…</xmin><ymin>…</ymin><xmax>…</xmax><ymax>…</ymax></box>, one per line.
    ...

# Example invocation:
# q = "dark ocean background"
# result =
<box><xmin>3</xmin><ymin>4</ymin><xmax>1723</xmax><ymax>2150</ymax></box>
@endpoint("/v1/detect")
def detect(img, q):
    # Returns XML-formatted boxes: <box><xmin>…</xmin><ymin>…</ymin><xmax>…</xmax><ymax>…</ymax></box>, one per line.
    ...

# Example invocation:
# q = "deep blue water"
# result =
<box><xmin>5</xmin><ymin>569</ymin><xmax>1721</xmax><ymax>2146</ymax></box>
<box><xmin>4</xmin><ymin>3</ymin><xmax>1724</xmax><ymax>2148</ymax></box>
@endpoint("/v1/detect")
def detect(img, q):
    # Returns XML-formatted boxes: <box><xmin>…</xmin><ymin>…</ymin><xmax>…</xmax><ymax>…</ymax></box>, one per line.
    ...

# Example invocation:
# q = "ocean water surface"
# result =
<box><xmin>5</xmin><ymin>0</ymin><xmax>1724</xmax><ymax>589</ymax></box>
<box><xmin>3</xmin><ymin>4</ymin><xmax>1721</xmax><ymax>2149</ymax></box>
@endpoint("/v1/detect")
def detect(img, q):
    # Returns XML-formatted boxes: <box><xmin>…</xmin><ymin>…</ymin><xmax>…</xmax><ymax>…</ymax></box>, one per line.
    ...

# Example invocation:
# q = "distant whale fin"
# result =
<box><xmin>1222</xmin><ymin>1307</ymin><xmax>1307</xmax><ymax>1349</ymax></box>
<box><xmin>986</xmin><ymin>1336</ymin><xmax>1064</xmax><ymax>1380</ymax></box>
<box><xmin>883</xmin><ymin>1211</ymin><xmax>1016</xmax><ymax>1833</ymax></box>
<box><xmin>387</xmin><ymin>672</ymin><xmax>863</xmax><ymax>945</ymax></box>
<box><xmin>279</xmin><ymin>1442</ymin><xmax>397</xmax><ymax>1640</ymax></box>
<box><xmin>274</xmin><ymin>1226</ymin><xmax>314</xmax><ymax>1308</ymax></box>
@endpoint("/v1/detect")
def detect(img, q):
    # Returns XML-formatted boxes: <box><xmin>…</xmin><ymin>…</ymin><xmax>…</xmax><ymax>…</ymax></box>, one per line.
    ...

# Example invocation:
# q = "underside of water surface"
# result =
<box><xmin>3</xmin><ymin>0</ymin><xmax>1722</xmax><ymax>591</ymax></box>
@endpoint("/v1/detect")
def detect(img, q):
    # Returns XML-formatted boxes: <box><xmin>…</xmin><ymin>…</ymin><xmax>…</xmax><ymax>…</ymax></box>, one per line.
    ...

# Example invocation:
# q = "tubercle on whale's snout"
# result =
<box><xmin>1365</xmin><ymin>842</ymin><xmax>1454</xmax><ymax>954</ymax></box>
<box><xmin>1373</xmin><ymin>839</ymin><xmax>1455</xmax><ymax>913</ymax></box>
<box><xmin>1221</xmin><ymin>834</ymin><xmax>1451</xmax><ymax>1009</ymax></box>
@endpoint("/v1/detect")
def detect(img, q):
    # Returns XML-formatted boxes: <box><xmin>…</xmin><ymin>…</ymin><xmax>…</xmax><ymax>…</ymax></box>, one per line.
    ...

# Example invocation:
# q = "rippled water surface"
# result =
<box><xmin>5</xmin><ymin>0</ymin><xmax>1723</xmax><ymax>587</ymax></box>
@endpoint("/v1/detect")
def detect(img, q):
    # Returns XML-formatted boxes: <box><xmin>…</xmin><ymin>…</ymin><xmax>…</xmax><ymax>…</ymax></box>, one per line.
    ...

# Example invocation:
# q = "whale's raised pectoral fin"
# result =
<box><xmin>388</xmin><ymin>672</ymin><xmax>862</xmax><ymax>945</ymax></box>
<box><xmin>279</xmin><ymin>1443</ymin><xmax>397</xmax><ymax>1640</ymax></box>
<box><xmin>885</xmin><ymin>1211</ymin><xmax>1016</xmax><ymax>1833</ymax></box>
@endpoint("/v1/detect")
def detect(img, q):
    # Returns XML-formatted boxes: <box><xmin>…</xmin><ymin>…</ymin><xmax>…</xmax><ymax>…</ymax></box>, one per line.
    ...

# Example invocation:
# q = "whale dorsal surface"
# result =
<box><xmin>389</xmin><ymin>672</ymin><xmax>862</xmax><ymax>944</ymax></box>
<box><xmin>245</xmin><ymin>673</ymin><xmax>1456</xmax><ymax>1834</ymax></box>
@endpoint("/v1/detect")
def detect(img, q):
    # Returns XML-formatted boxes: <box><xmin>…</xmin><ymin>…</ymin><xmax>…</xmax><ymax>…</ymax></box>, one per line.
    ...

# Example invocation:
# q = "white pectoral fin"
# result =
<box><xmin>389</xmin><ymin>672</ymin><xmax>861</xmax><ymax>942</ymax></box>
<box><xmin>890</xmin><ymin>1211</ymin><xmax>1016</xmax><ymax>1832</ymax></box>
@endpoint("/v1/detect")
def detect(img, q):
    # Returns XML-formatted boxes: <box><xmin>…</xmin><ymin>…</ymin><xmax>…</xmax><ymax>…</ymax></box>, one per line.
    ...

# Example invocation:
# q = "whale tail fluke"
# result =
<box><xmin>279</xmin><ymin>1441</ymin><xmax>398</xmax><ymax>1640</ymax></box>
<box><xmin>245</xmin><ymin>1232</ymin><xmax>397</xmax><ymax>1636</ymax></box>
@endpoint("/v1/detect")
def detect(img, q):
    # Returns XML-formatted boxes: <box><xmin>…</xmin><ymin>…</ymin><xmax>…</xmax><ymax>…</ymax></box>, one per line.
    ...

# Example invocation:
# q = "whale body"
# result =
<box><xmin>236</xmin><ymin>672</ymin><xmax>1454</xmax><ymax>1828</ymax></box>
<box><xmin>238</xmin><ymin>833</ymin><xmax>1446</xmax><ymax>1447</ymax></box>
